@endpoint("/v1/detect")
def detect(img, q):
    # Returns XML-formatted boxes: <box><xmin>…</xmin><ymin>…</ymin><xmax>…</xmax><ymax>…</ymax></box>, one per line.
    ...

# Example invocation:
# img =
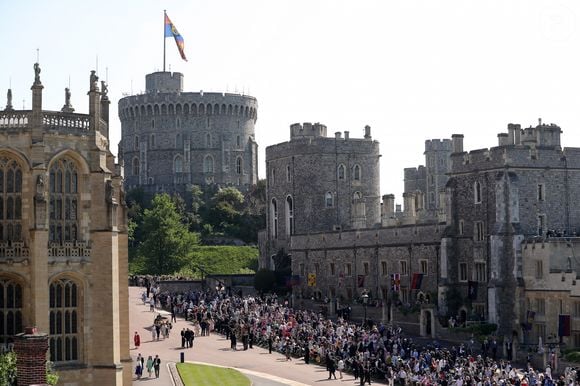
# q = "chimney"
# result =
<box><xmin>344</xmin><ymin>131</ymin><xmax>349</xmax><ymax>140</ymax></box>
<box><xmin>335</xmin><ymin>131</ymin><xmax>342</xmax><ymax>139</ymax></box>
<box><xmin>513</xmin><ymin>124</ymin><xmax>522</xmax><ymax>144</ymax></box>
<box><xmin>507</xmin><ymin>124</ymin><xmax>517</xmax><ymax>145</ymax></box>
<box><xmin>451</xmin><ymin>134</ymin><xmax>464</xmax><ymax>153</ymax></box>
<box><xmin>364</xmin><ymin>125</ymin><xmax>371</xmax><ymax>139</ymax></box>
<box><xmin>403</xmin><ymin>192</ymin><xmax>416</xmax><ymax>218</ymax></box>
<box><xmin>498</xmin><ymin>133</ymin><xmax>509</xmax><ymax>146</ymax></box>
<box><xmin>382</xmin><ymin>194</ymin><xmax>395</xmax><ymax>217</ymax></box>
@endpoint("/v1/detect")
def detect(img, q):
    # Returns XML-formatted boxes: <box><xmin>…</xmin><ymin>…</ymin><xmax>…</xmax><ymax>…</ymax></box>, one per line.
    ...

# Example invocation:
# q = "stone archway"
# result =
<box><xmin>420</xmin><ymin>309</ymin><xmax>435</xmax><ymax>338</ymax></box>
<box><xmin>459</xmin><ymin>308</ymin><xmax>468</xmax><ymax>326</ymax></box>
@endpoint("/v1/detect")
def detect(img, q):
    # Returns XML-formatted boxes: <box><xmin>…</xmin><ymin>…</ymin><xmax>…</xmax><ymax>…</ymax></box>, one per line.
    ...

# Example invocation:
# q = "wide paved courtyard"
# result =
<box><xmin>128</xmin><ymin>286</ymin><xmax>379</xmax><ymax>385</ymax></box>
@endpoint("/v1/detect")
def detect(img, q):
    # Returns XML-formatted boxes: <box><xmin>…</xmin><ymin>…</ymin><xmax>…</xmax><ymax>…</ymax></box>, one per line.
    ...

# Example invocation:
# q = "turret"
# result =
<box><xmin>290</xmin><ymin>122</ymin><xmax>327</xmax><ymax>140</ymax></box>
<box><xmin>145</xmin><ymin>71</ymin><xmax>183</xmax><ymax>93</ymax></box>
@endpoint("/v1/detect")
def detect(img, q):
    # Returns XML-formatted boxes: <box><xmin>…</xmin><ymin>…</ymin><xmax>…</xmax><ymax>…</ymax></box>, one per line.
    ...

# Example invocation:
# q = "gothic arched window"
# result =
<box><xmin>285</xmin><ymin>196</ymin><xmax>294</xmax><ymax>236</ymax></box>
<box><xmin>132</xmin><ymin>157</ymin><xmax>139</xmax><ymax>176</ymax></box>
<box><xmin>325</xmin><ymin>192</ymin><xmax>334</xmax><ymax>208</ymax></box>
<box><xmin>337</xmin><ymin>164</ymin><xmax>346</xmax><ymax>180</ymax></box>
<box><xmin>174</xmin><ymin>156</ymin><xmax>183</xmax><ymax>173</ymax></box>
<box><xmin>49</xmin><ymin>278</ymin><xmax>80</xmax><ymax>363</ymax></box>
<box><xmin>270</xmin><ymin>198</ymin><xmax>278</xmax><ymax>238</ymax></box>
<box><xmin>0</xmin><ymin>157</ymin><xmax>23</xmax><ymax>241</ymax></box>
<box><xmin>0</xmin><ymin>278</ymin><xmax>23</xmax><ymax>346</ymax></box>
<box><xmin>49</xmin><ymin>158</ymin><xmax>80</xmax><ymax>243</ymax></box>
<box><xmin>353</xmin><ymin>164</ymin><xmax>361</xmax><ymax>181</ymax></box>
<box><xmin>204</xmin><ymin>155</ymin><xmax>214</xmax><ymax>173</ymax></box>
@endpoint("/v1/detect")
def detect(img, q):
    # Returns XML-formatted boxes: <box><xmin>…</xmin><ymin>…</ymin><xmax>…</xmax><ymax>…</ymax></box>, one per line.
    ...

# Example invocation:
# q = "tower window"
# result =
<box><xmin>353</xmin><ymin>164</ymin><xmax>361</xmax><ymax>181</ymax></box>
<box><xmin>337</xmin><ymin>164</ymin><xmax>345</xmax><ymax>180</ymax></box>
<box><xmin>204</xmin><ymin>155</ymin><xmax>214</xmax><ymax>173</ymax></box>
<box><xmin>325</xmin><ymin>192</ymin><xmax>334</xmax><ymax>208</ymax></box>
<box><xmin>474</xmin><ymin>181</ymin><xmax>482</xmax><ymax>204</ymax></box>
<box><xmin>538</xmin><ymin>184</ymin><xmax>545</xmax><ymax>201</ymax></box>
<box><xmin>270</xmin><ymin>198</ymin><xmax>278</xmax><ymax>239</ymax></box>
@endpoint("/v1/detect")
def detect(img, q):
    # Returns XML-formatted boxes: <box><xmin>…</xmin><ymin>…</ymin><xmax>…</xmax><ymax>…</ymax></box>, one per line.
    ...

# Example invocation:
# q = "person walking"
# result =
<box><xmin>133</xmin><ymin>331</ymin><xmax>141</xmax><ymax>349</ymax></box>
<box><xmin>181</xmin><ymin>328</ymin><xmax>186</xmax><ymax>348</ymax></box>
<box><xmin>337</xmin><ymin>358</ymin><xmax>345</xmax><ymax>379</ymax></box>
<box><xmin>146</xmin><ymin>355</ymin><xmax>154</xmax><ymax>378</ymax></box>
<box><xmin>135</xmin><ymin>360</ymin><xmax>143</xmax><ymax>380</ymax></box>
<box><xmin>268</xmin><ymin>334</ymin><xmax>273</xmax><ymax>354</ymax></box>
<box><xmin>153</xmin><ymin>354</ymin><xmax>161</xmax><ymax>378</ymax></box>
<box><xmin>285</xmin><ymin>338</ymin><xmax>292</xmax><ymax>361</ymax></box>
<box><xmin>230</xmin><ymin>330</ymin><xmax>237</xmax><ymax>351</ymax></box>
<box><xmin>136</xmin><ymin>353</ymin><xmax>144</xmax><ymax>369</ymax></box>
<box><xmin>328</xmin><ymin>356</ymin><xmax>337</xmax><ymax>380</ymax></box>
<box><xmin>171</xmin><ymin>305</ymin><xmax>177</xmax><ymax>323</ymax></box>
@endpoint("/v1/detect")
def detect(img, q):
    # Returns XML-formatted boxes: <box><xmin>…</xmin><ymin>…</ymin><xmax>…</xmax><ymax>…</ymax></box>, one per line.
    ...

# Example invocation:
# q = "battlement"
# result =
<box><xmin>425</xmin><ymin>138</ymin><xmax>452</xmax><ymax>152</ymax></box>
<box><xmin>290</xmin><ymin>122</ymin><xmax>327</xmax><ymax>139</ymax></box>
<box><xmin>146</xmin><ymin>71</ymin><xmax>183</xmax><ymax>93</ymax></box>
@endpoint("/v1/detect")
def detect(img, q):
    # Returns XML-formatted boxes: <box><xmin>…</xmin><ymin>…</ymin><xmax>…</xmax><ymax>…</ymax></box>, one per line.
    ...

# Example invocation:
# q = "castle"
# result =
<box><xmin>0</xmin><ymin>64</ymin><xmax>130</xmax><ymax>385</ymax></box>
<box><xmin>118</xmin><ymin>71</ymin><xmax>259</xmax><ymax>197</ymax></box>
<box><xmin>261</xmin><ymin>119</ymin><xmax>580</xmax><ymax>348</ymax></box>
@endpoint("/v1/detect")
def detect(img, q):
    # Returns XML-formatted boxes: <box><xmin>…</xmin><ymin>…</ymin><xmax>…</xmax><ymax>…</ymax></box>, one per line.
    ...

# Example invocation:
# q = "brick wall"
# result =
<box><xmin>14</xmin><ymin>327</ymin><xmax>49</xmax><ymax>386</ymax></box>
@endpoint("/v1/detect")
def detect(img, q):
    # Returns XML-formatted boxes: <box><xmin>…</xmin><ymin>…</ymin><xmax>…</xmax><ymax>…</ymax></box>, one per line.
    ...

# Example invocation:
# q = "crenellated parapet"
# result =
<box><xmin>118</xmin><ymin>71</ymin><xmax>259</xmax><ymax>194</ymax></box>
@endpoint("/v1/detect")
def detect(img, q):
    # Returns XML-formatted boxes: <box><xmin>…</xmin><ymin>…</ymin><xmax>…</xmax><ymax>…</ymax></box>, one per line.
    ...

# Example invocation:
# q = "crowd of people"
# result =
<box><xmin>136</xmin><ymin>276</ymin><xmax>579</xmax><ymax>385</ymax></box>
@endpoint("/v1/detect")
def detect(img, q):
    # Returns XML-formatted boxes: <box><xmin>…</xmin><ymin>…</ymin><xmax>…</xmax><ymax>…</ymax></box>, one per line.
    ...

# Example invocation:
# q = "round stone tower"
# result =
<box><xmin>118</xmin><ymin>71</ymin><xmax>259</xmax><ymax>196</ymax></box>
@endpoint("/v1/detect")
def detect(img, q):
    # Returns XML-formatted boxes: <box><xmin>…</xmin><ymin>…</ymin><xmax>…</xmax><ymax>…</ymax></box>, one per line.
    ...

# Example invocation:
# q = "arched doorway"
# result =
<box><xmin>459</xmin><ymin>309</ymin><xmax>467</xmax><ymax>327</ymax></box>
<box><xmin>420</xmin><ymin>309</ymin><xmax>435</xmax><ymax>338</ymax></box>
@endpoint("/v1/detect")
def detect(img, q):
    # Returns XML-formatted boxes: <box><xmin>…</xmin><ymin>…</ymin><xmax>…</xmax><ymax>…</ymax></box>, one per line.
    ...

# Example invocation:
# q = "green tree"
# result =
<box><xmin>187</xmin><ymin>185</ymin><xmax>205</xmax><ymax>232</ymax></box>
<box><xmin>0</xmin><ymin>351</ymin><xmax>59</xmax><ymax>386</ymax></box>
<box><xmin>139</xmin><ymin>193</ymin><xmax>199</xmax><ymax>275</ymax></box>
<box><xmin>0</xmin><ymin>351</ymin><xmax>16</xmax><ymax>385</ymax></box>
<box><xmin>206</xmin><ymin>187</ymin><xmax>245</xmax><ymax>233</ymax></box>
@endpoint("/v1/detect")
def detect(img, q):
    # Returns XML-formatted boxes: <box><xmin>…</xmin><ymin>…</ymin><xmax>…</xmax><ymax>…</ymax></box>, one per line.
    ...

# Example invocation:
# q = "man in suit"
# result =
<box><xmin>153</xmin><ymin>355</ymin><xmax>161</xmax><ymax>378</ymax></box>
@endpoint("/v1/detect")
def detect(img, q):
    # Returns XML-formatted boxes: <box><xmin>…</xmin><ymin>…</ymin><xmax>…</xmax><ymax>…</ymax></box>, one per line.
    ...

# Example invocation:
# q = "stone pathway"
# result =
<box><xmin>128</xmin><ymin>286</ymin><xmax>379</xmax><ymax>385</ymax></box>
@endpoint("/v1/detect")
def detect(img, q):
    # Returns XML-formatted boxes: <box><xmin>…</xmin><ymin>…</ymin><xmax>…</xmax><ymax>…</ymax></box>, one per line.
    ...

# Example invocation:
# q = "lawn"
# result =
<box><xmin>176</xmin><ymin>363</ymin><xmax>251</xmax><ymax>386</ymax></box>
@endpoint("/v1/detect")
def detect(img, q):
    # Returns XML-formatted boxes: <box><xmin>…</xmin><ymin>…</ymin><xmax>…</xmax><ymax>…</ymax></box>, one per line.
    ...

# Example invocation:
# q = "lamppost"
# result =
<box><xmin>361</xmin><ymin>291</ymin><xmax>369</xmax><ymax>327</ymax></box>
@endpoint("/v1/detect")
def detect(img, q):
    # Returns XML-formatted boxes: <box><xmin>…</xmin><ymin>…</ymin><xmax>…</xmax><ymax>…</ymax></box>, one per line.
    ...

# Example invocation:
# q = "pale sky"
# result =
<box><xmin>1</xmin><ymin>0</ymin><xmax>579</xmax><ymax>203</ymax></box>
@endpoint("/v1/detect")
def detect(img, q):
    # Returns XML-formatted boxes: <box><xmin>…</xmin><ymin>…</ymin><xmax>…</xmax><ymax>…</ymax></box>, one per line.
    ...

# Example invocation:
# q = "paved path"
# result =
<box><xmin>129</xmin><ymin>286</ymin><xmax>376</xmax><ymax>385</ymax></box>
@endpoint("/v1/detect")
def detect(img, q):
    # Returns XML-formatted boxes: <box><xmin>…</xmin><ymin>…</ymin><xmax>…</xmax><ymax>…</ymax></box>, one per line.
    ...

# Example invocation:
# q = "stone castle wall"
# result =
<box><xmin>290</xmin><ymin>223</ymin><xmax>442</xmax><ymax>302</ymax></box>
<box><xmin>118</xmin><ymin>72</ymin><xmax>259</xmax><ymax>194</ymax></box>
<box><xmin>265</xmin><ymin>124</ymin><xmax>381</xmax><ymax>237</ymax></box>
<box><xmin>0</xmin><ymin>66</ymin><xmax>130</xmax><ymax>385</ymax></box>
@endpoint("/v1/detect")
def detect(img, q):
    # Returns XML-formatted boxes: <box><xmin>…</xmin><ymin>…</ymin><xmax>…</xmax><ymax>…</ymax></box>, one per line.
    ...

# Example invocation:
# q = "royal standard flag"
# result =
<box><xmin>165</xmin><ymin>13</ymin><xmax>187</xmax><ymax>61</ymax></box>
<box><xmin>307</xmin><ymin>273</ymin><xmax>316</xmax><ymax>287</ymax></box>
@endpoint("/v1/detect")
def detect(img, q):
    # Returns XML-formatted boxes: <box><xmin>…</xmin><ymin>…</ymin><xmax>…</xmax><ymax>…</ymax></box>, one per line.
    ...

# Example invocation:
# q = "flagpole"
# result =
<box><xmin>163</xmin><ymin>10</ymin><xmax>167</xmax><ymax>72</ymax></box>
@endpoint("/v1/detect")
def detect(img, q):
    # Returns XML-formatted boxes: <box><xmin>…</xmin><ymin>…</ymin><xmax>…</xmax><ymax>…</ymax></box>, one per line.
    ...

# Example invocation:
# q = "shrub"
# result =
<box><xmin>565</xmin><ymin>351</ymin><xmax>580</xmax><ymax>363</ymax></box>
